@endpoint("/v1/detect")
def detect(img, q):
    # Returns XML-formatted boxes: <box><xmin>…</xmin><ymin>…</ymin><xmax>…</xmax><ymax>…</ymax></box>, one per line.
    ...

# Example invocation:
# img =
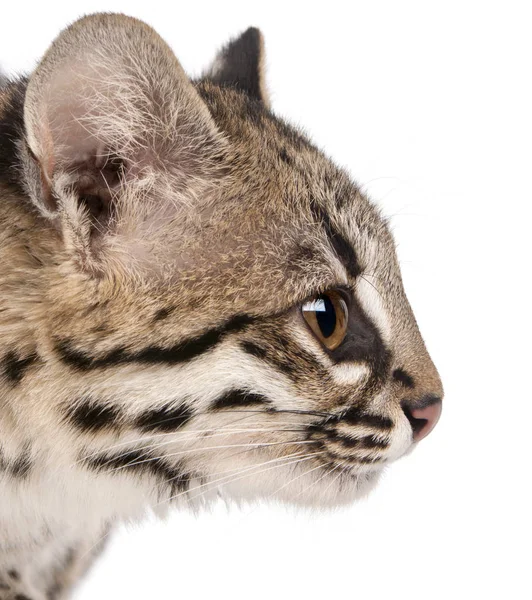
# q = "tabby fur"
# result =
<box><xmin>0</xmin><ymin>14</ymin><xmax>442</xmax><ymax>599</ymax></box>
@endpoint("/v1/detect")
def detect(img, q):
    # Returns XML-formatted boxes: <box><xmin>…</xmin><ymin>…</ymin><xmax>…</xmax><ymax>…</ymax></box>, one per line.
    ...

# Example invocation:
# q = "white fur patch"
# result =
<box><xmin>355</xmin><ymin>274</ymin><xmax>391</xmax><ymax>342</ymax></box>
<box><xmin>330</xmin><ymin>362</ymin><xmax>370</xmax><ymax>385</ymax></box>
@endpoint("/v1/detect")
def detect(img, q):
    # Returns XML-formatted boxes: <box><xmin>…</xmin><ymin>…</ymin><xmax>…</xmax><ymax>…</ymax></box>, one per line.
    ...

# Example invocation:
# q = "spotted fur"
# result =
<box><xmin>0</xmin><ymin>14</ymin><xmax>442</xmax><ymax>598</ymax></box>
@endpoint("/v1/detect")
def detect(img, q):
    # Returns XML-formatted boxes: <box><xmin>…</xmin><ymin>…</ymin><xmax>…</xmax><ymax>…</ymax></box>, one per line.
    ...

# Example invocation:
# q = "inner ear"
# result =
<box><xmin>204</xmin><ymin>27</ymin><xmax>270</xmax><ymax>107</ymax></box>
<box><xmin>23</xmin><ymin>13</ymin><xmax>228</xmax><ymax>273</ymax></box>
<box><xmin>70</xmin><ymin>152</ymin><xmax>125</xmax><ymax>225</ymax></box>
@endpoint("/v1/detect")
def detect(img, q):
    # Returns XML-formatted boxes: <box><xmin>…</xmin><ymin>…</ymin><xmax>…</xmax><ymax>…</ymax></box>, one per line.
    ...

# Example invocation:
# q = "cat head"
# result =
<box><xmin>20</xmin><ymin>14</ymin><xmax>442</xmax><ymax>507</ymax></box>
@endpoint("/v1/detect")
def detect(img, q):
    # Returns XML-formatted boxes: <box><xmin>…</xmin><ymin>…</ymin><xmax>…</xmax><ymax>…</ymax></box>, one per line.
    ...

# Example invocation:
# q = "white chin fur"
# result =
<box><xmin>183</xmin><ymin>467</ymin><xmax>383</xmax><ymax>511</ymax></box>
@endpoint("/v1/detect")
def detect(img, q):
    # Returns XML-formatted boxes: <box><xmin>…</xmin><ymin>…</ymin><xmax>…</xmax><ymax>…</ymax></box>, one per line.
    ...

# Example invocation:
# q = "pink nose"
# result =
<box><xmin>403</xmin><ymin>396</ymin><xmax>442</xmax><ymax>442</ymax></box>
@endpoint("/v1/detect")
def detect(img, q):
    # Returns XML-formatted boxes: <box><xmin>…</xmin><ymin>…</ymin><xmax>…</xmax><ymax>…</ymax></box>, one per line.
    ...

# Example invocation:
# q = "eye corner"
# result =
<box><xmin>332</xmin><ymin>285</ymin><xmax>352</xmax><ymax>308</ymax></box>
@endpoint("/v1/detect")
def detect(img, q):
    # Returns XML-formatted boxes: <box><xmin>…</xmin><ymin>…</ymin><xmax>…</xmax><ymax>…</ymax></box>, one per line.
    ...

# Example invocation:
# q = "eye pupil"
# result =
<box><xmin>315</xmin><ymin>294</ymin><xmax>336</xmax><ymax>338</ymax></box>
<box><xmin>301</xmin><ymin>290</ymin><xmax>349</xmax><ymax>351</ymax></box>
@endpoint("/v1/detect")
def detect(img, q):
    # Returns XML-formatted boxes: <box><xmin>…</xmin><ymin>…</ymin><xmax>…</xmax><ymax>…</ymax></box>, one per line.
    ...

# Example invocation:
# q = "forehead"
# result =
<box><xmin>142</xmin><ymin>83</ymin><xmax>398</xmax><ymax>319</ymax></box>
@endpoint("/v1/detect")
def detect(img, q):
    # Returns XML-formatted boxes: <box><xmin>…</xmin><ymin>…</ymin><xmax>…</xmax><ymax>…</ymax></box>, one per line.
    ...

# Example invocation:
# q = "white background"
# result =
<box><xmin>2</xmin><ymin>1</ymin><xmax>531</xmax><ymax>598</ymax></box>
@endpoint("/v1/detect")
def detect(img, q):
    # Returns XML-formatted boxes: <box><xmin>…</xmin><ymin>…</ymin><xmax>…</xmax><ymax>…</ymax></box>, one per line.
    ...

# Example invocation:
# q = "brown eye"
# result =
<box><xmin>301</xmin><ymin>290</ymin><xmax>348</xmax><ymax>351</ymax></box>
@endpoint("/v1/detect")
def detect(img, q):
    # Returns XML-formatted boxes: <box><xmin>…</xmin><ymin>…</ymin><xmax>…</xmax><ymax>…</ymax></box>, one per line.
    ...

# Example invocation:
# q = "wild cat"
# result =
<box><xmin>0</xmin><ymin>13</ymin><xmax>443</xmax><ymax>599</ymax></box>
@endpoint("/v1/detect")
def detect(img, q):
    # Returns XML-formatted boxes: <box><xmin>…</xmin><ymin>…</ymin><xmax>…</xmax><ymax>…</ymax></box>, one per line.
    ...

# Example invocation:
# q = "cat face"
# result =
<box><xmin>12</xmin><ymin>14</ymin><xmax>442</xmax><ymax>508</ymax></box>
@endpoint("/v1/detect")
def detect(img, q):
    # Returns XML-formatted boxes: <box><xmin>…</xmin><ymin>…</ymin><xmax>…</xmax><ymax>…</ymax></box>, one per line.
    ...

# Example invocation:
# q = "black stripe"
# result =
<box><xmin>211</xmin><ymin>389</ymin><xmax>270</xmax><ymax>410</ymax></box>
<box><xmin>85</xmin><ymin>450</ymin><xmax>191</xmax><ymax>492</ymax></box>
<box><xmin>309</xmin><ymin>425</ymin><xmax>389</xmax><ymax>450</ymax></box>
<box><xmin>67</xmin><ymin>398</ymin><xmax>121</xmax><ymax>433</ymax></box>
<box><xmin>341</xmin><ymin>407</ymin><xmax>394</xmax><ymax>430</ymax></box>
<box><xmin>3</xmin><ymin>351</ymin><xmax>38</xmax><ymax>384</ymax></box>
<box><xmin>333</xmin><ymin>434</ymin><xmax>389</xmax><ymax>450</ymax></box>
<box><xmin>330</xmin><ymin>295</ymin><xmax>391</xmax><ymax>379</ymax></box>
<box><xmin>136</xmin><ymin>404</ymin><xmax>192</xmax><ymax>432</ymax></box>
<box><xmin>310</xmin><ymin>203</ymin><xmax>361</xmax><ymax>279</ymax></box>
<box><xmin>240</xmin><ymin>339</ymin><xmax>323</xmax><ymax>380</ymax></box>
<box><xmin>56</xmin><ymin>313</ymin><xmax>255</xmax><ymax>371</ymax></box>
<box><xmin>241</xmin><ymin>340</ymin><xmax>268</xmax><ymax>360</ymax></box>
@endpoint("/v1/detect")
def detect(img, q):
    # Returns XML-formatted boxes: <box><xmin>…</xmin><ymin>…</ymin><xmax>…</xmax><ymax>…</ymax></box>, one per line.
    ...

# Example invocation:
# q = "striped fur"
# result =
<box><xmin>0</xmin><ymin>14</ymin><xmax>442</xmax><ymax>598</ymax></box>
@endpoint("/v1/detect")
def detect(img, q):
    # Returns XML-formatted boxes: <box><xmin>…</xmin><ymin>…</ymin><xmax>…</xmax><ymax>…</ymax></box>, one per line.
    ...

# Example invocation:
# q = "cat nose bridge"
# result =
<box><xmin>392</xmin><ymin>348</ymin><xmax>443</xmax><ymax>398</ymax></box>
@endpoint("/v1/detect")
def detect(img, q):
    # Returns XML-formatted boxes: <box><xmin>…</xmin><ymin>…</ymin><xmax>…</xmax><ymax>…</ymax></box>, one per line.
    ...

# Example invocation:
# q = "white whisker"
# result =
<box><xmin>64</xmin><ymin>416</ymin><xmax>311</xmax><ymax>471</ymax></box>
<box><xmin>103</xmin><ymin>439</ymin><xmax>319</xmax><ymax>476</ymax></box>
<box><xmin>157</xmin><ymin>451</ymin><xmax>327</xmax><ymax>508</ymax></box>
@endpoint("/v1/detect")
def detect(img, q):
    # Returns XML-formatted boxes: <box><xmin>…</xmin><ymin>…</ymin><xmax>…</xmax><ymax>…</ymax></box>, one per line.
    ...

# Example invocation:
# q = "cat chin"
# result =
<box><xmin>196</xmin><ymin>467</ymin><xmax>384</xmax><ymax>511</ymax></box>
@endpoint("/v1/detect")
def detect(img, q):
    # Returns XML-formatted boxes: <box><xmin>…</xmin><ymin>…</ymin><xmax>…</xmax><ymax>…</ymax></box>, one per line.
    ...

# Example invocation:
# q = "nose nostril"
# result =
<box><xmin>402</xmin><ymin>396</ymin><xmax>442</xmax><ymax>442</ymax></box>
<box><xmin>403</xmin><ymin>409</ymin><xmax>428</xmax><ymax>438</ymax></box>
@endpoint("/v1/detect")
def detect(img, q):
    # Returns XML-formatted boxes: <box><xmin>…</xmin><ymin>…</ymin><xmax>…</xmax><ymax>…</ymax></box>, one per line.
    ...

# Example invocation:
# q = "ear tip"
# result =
<box><xmin>242</xmin><ymin>26</ymin><xmax>263</xmax><ymax>38</ymax></box>
<box><xmin>205</xmin><ymin>26</ymin><xmax>269</xmax><ymax>106</ymax></box>
<box><xmin>240</xmin><ymin>27</ymin><xmax>265</xmax><ymax>47</ymax></box>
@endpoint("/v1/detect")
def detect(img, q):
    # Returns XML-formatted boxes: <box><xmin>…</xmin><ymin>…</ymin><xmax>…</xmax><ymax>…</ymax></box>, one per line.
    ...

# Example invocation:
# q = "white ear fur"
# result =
<box><xmin>24</xmin><ymin>13</ymin><xmax>227</xmax><ymax>272</ymax></box>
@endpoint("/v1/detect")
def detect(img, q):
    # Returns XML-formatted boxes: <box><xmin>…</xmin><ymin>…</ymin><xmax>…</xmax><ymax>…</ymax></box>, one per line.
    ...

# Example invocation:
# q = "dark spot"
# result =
<box><xmin>136</xmin><ymin>404</ymin><xmax>192</xmax><ymax>433</ymax></box>
<box><xmin>82</xmin><ymin>302</ymin><xmax>100</xmax><ymax>316</ymax></box>
<box><xmin>62</xmin><ymin>548</ymin><xmax>76</xmax><ymax>570</ymax></box>
<box><xmin>10</xmin><ymin>453</ymin><xmax>32</xmax><ymax>478</ymax></box>
<box><xmin>211</xmin><ymin>389</ymin><xmax>269</xmax><ymax>410</ymax></box>
<box><xmin>279</xmin><ymin>147</ymin><xmax>293</xmax><ymax>165</ymax></box>
<box><xmin>67</xmin><ymin>398</ymin><xmax>121</xmax><ymax>433</ymax></box>
<box><xmin>153</xmin><ymin>307</ymin><xmax>174</xmax><ymax>322</ymax></box>
<box><xmin>393</xmin><ymin>368</ymin><xmax>414</xmax><ymax>388</ymax></box>
<box><xmin>7</xmin><ymin>570</ymin><xmax>19</xmax><ymax>581</ymax></box>
<box><xmin>1</xmin><ymin>446</ymin><xmax>32</xmax><ymax>479</ymax></box>
<box><xmin>3</xmin><ymin>351</ymin><xmax>38</xmax><ymax>384</ymax></box>
<box><xmin>47</xmin><ymin>584</ymin><xmax>62</xmax><ymax>600</ymax></box>
<box><xmin>14</xmin><ymin>594</ymin><xmax>33</xmax><ymax>600</ymax></box>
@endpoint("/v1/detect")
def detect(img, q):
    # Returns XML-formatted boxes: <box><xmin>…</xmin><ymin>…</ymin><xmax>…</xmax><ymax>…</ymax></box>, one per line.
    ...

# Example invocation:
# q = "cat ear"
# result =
<box><xmin>204</xmin><ymin>27</ymin><xmax>269</xmax><ymax>107</ymax></box>
<box><xmin>23</xmin><ymin>13</ymin><xmax>226</xmax><ymax>272</ymax></box>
